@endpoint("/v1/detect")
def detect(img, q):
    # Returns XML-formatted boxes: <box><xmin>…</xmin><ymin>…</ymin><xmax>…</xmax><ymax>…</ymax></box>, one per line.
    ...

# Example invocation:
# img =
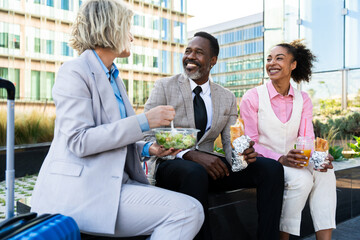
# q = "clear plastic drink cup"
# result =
<box><xmin>295</xmin><ymin>136</ymin><xmax>313</xmax><ymax>167</ymax></box>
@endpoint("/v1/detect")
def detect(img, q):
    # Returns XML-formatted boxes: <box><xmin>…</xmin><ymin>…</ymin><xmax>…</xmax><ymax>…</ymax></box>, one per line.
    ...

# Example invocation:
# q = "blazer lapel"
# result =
<box><xmin>209</xmin><ymin>80</ymin><xmax>220</xmax><ymax>134</ymax></box>
<box><xmin>85</xmin><ymin>50</ymin><xmax>121</xmax><ymax>123</ymax></box>
<box><xmin>178</xmin><ymin>74</ymin><xmax>196</xmax><ymax>129</ymax></box>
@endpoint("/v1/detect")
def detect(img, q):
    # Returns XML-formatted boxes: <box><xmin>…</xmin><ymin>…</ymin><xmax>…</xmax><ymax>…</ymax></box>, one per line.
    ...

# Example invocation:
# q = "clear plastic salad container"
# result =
<box><xmin>153</xmin><ymin>128</ymin><xmax>199</xmax><ymax>150</ymax></box>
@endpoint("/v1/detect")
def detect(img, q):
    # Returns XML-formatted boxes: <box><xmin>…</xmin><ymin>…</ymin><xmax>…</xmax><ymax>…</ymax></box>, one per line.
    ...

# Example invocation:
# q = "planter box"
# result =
<box><xmin>0</xmin><ymin>142</ymin><xmax>50</xmax><ymax>181</ymax></box>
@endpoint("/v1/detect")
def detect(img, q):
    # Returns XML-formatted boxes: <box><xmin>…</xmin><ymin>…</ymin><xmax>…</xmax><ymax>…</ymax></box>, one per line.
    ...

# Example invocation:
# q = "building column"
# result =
<box><xmin>342</xmin><ymin>68</ymin><xmax>348</xmax><ymax>110</ymax></box>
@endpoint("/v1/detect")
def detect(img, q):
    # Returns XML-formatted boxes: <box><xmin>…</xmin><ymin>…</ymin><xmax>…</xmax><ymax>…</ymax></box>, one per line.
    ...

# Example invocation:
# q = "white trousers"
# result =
<box><xmin>91</xmin><ymin>179</ymin><xmax>204</xmax><ymax>240</ymax></box>
<box><xmin>280</xmin><ymin>165</ymin><xmax>337</xmax><ymax>236</ymax></box>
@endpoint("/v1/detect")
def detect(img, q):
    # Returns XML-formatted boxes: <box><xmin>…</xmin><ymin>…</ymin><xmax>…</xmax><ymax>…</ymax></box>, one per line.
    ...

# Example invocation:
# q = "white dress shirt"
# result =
<box><xmin>177</xmin><ymin>78</ymin><xmax>212</xmax><ymax>159</ymax></box>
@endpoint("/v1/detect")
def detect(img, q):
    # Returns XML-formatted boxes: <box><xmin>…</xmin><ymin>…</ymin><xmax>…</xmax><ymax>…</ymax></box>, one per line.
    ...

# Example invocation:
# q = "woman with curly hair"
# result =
<box><xmin>240</xmin><ymin>40</ymin><xmax>336</xmax><ymax>240</ymax></box>
<box><xmin>30</xmin><ymin>0</ymin><xmax>204</xmax><ymax>239</ymax></box>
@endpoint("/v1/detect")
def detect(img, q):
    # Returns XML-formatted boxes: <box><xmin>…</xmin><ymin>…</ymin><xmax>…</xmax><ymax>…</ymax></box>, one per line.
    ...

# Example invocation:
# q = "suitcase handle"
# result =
<box><xmin>0</xmin><ymin>212</ymin><xmax>37</xmax><ymax>230</ymax></box>
<box><xmin>0</xmin><ymin>213</ymin><xmax>59</xmax><ymax>239</ymax></box>
<box><xmin>0</xmin><ymin>78</ymin><xmax>15</xmax><ymax>100</ymax></box>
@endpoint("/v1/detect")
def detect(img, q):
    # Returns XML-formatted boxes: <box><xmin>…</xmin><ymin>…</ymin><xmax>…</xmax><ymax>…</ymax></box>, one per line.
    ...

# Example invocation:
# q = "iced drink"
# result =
<box><xmin>295</xmin><ymin>136</ymin><xmax>313</xmax><ymax>167</ymax></box>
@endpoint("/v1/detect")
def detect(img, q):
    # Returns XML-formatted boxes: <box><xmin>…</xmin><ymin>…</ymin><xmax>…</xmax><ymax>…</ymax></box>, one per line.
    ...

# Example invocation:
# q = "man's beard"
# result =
<box><xmin>183</xmin><ymin>63</ymin><xmax>211</xmax><ymax>80</ymax></box>
<box><xmin>184</xmin><ymin>69</ymin><xmax>203</xmax><ymax>80</ymax></box>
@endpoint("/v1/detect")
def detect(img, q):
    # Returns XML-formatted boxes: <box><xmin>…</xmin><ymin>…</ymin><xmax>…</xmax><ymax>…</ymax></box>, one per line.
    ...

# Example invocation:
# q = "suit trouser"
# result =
<box><xmin>280</xmin><ymin>166</ymin><xmax>337</xmax><ymax>236</ymax></box>
<box><xmin>86</xmin><ymin>179</ymin><xmax>204</xmax><ymax>240</ymax></box>
<box><xmin>155</xmin><ymin>157</ymin><xmax>284</xmax><ymax>240</ymax></box>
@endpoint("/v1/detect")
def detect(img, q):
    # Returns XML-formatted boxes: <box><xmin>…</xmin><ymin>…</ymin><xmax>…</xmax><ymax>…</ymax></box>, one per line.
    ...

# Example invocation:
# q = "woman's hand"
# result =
<box><xmin>242</xmin><ymin>141</ymin><xmax>257</xmax><ymax>164</ymax></box>
<box><xmin>278</xmin><ymin>149</ymin><xmax>308</xmax><ymax>168</ymax></box>
<box><xmin>145</xmin><ymin>105</ymin><xmax>175</xmax><ymax>128</ymax></box>
<box><xmin>149</xmin><ymin>142</ymin><xmax>182</xmax><ymax>157</ymax></box>
<box><xmin>314</xmin><ymin>153</ymin><xmax>334</xmax><ymax>172</ymax></box>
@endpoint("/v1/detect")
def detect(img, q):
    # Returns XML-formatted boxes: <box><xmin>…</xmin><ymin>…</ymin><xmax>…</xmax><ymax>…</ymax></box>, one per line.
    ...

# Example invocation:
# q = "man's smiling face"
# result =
<box><xmin>182</xmin><ymin>36</ymin><xmax>216</xmax><ymax>84</ymax></box>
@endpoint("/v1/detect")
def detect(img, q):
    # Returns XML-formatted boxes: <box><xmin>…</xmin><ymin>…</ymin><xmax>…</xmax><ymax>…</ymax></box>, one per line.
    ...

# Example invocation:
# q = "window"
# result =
<box><xmin>41</xmin><ymin>72</ymin><xmax>54</xmax><ymax>100</ymax></box>
<box><xmin>161</xmin><ymin>18</ymin><xmax>170</xmax><ymax>41</ymax></box>
<box><xmin>153</xmin><ymin>19</ymin><xmax>159</xmax><ymax>30</ymax></box>
<box><xmin>0</xmin><ymin>33</ymin><xmax>8</xmax><ymax>48</ymax></box>
<box><xmin>61</xmin><ymin>42</ymin><xmax>73</xmax><ymax>56</ymax></box>
<box><xmin>46</xmin><ymin>39</ymin><xmax>54</xmax><ymax>54</ymax></box>
<box><xmin>0</xmin><ymin>33</ymin><xmax>21</xmax><ymax>49</ymax></box>
<box><xmin>160</xmin><ymin>0</ymin><xmax>169</xmax><ymax>8</ymax></box>
<box><xmin>153</xmin><ymin>56</ymin><xmax>158</xmax><ymax>68</ymax></box>
<box><xmin>61</xmin><ymin>0</ymin><xmax>69</xmax><ymax>10</ymax></box>
<box><xmin>47</xmin><ymin>0</ymin><xmax>54</xmax><ymax>7</ymax></box>
<box><xmin>31</xmin><ymin>71</ymin><xmax>40</xmax><ymax>100</ymax></box>
<box><xmin>161</xmin><ymin>50</ymin><xmax>171</xmax><ymax>74</ymax></box>
<box><xmin>34</xmin><ymin>38</ymin><xmax>41</xmax><ymax>53</ymax></box>
<box><xmin>133</xmin><ymin>80</ymin><xmax>154</xmax><ymax>105</ymax></box>
<box><xmin>133</xmin><ymin>53</ymin><xmax>145</xmax><ymax>67</ymax></box>
<box><xmin>0</xmin><ymin>68</ymin><xmax>8</xmax><ymax>99</ymax></box>
<box><xmin>9</xmin><ymin>34</ymin><xmax>20</xmax><ymax>49</ymax></box>
<box><xmin>173</xmin><ymin>21</ymin><xmax>185</xmax><ymax>44</ymax></box>
<box><xmin>117</xmin><ymin>57</ymin><xmax>128</xmax><ymax>65</ymax></box>
<box><xmin>122</xmin><ymin>79</ymin><xmax>128</xmax><ymax>92</ymax></box>
<box><xmin>34</xmin><ymin>0</ymin><xmax>41</xmax><ymax>4</ymax></box>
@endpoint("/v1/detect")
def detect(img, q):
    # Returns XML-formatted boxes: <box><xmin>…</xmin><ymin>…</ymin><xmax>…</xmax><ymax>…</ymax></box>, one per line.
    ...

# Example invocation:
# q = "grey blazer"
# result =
<box><xmin>144</xmin><ymin>74</ymin><xmax>238</xmax><ymax>164</ymax></box>
<box><xmin>31</xmin><ymin>50</ymin><xmax>148</xmax><ymax>234</ymax></box>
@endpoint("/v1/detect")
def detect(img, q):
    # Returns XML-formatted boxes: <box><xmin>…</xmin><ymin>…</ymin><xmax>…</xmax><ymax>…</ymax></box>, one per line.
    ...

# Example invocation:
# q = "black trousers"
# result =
<box><xmin>155</xmin><ymin>157</ymin><xmax>284</xmax><ymax>240</ymax></box>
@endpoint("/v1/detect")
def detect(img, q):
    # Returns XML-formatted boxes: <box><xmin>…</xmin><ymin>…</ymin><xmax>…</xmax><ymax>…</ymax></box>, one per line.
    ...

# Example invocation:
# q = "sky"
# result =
<box><xmin>187</xmin><ymin>0</ymin><xmax>264</xmax><ymax>31</ymax></box>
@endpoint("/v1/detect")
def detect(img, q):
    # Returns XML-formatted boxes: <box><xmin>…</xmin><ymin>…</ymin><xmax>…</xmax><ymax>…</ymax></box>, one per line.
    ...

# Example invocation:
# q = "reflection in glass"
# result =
<box><xmin>301</xmin><ymin>71</ymin><xmax>342</xmax><ymax>115</ymax></box>
<box><xmin>348</xmin><ymin>69</ymin><xmax>360</xmax><ymax>110</ymax></box>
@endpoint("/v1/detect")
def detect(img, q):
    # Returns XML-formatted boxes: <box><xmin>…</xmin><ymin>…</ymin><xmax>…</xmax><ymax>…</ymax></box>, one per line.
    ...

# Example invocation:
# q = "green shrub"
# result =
<box><xmin>0</xmin><ymin>110</ymin><xmax>55</xmax><ymax>146</ymax></box>
<box><xmin>317</xmin><ymin>99</ymin><xmax>342</xmax><ymax>117</ymax></box>
<box><xmin>348</xmin><ymin>135</ymin><xmax>360</xmax><ymax>158</ymax></box>
<box><xmin>329</xmin><ymin>146</ymin><xmax>346</xmax><ymax>161</ymax></box>
<box><xmin>313</xmin><ymin>111</ymin><xmax>360</xmax><ymax>140</ymax></box>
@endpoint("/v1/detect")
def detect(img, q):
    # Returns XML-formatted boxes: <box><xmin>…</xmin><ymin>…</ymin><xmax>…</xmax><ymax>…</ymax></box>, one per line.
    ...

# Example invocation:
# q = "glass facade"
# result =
<box><xmin>202</xmin><ymin>14</ymin><xmax>263</xmax><ymax>98</ymax></box>
<box><xmin>264</xmin><ymin>0</ymin><xmax>360</xmax><ymax>112</ymax></box>
<box><xmin>0</xmin><ymin>0</ymin><xmax>188</xmax><ymax>107</ymax></box>
<box><xmin>133</xmin><ymin>80</ymin><xmax>155</xmax><ymax>105</ymax></box>
<box><xmin>30</xmin><ymin>70</ymin><xmax>55</xmax><ymax>101</ymax></box>
<box><xmin>348</xmin><ymin>69</ymin><xmax>360</xmax><ymax>109</ymax></box>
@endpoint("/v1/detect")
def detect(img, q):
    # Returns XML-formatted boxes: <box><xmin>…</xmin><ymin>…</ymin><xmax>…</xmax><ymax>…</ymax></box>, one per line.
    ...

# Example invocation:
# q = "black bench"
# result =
<box><xmin>15</xmin><ymin>165</ymin><xmax>360</xmax><ymax>240</ymax></box>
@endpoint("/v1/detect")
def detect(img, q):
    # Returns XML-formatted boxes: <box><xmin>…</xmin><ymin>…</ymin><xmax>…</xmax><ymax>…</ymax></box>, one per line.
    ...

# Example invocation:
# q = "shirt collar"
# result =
<box><xmin>92</xmin><ymin>49</ymin><xmax>119</xmax><ymax>80</ymax></box>
<box><xmin>189</xmin><ymin>78</ymin><xmax>210</xmax><ymax>96</ymax></box>
<box><xmin>267</xmin><ymin>81</ymin><xmax>294</xmax><ymax>99</ymax></box>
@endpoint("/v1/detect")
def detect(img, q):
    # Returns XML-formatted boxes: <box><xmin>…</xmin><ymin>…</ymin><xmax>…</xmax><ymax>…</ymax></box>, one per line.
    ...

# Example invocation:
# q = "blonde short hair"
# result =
<box><xmin>69</xmin><ymin>0</ymin><xmax>133</xmax><ymax>55</ymax></box>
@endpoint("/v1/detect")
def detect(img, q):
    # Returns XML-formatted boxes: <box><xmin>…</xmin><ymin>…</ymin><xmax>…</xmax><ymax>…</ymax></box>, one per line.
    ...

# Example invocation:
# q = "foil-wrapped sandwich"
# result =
<box><xmin>230</xmin><ymin>118</ymin><xmax>251</xmax><ymax>172</ymax></box>
<box><xmin>310</xmin><ymin>137</ymin><xmax>329</xmax><ymax>169</ymax></box>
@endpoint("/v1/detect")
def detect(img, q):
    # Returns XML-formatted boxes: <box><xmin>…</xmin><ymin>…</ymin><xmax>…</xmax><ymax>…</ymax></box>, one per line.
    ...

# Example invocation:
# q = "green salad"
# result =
<box><xmin>155</xmin><ymin>131</ymin><xmax>197</xmax><ymax>149</ymax></box>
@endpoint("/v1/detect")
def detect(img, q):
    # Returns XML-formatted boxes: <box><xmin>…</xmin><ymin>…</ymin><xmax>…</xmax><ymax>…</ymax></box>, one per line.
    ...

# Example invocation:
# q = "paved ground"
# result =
<box><xmin>301</xmin><ymin>216</ymin><xmax>360</xmax><ymax>240</ymax></box>
<box><xmin>0</xmin><ymin>174</ymin><xmax>37</xmax><ymax>219</ymax></box>
<box><xmin>0</xmin><ymin>171</ymin><xmax>359</xmax><ymax>239</ymax></box>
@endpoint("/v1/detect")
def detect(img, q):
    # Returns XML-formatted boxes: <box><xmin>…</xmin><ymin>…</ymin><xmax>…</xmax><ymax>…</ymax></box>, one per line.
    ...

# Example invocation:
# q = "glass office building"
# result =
<box><xmin>264</xmin><ymin>0</ymin><xmax>360</xmax><ymax>112</ymax></box>
<box><xmin>189</xmin><ymin>13</ymin><xmax>264</xmax><ymax>98</ymax></box>
<box><xmin>0</xmin><ymin>0</ymin><xmax>188</xmax><ymax>109</ymax></box>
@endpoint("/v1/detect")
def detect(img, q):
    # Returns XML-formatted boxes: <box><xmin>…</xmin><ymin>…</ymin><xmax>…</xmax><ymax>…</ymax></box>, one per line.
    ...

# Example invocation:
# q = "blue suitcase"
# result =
<box><xmin>0</xmin><ymin>212</ymin><xmax>81</xmax><ymax>240</ymax></box>
<box><xmin>0</xmin><ymin>78</ymin><xmax>81</xmax><ymax>240</ymax></box>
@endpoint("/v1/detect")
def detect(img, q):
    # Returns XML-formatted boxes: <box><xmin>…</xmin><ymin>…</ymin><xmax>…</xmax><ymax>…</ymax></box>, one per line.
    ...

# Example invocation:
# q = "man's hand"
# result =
<box><xmin>145</xmin><ymin>105</ymin><xmax>175</xmax><ymax>128</ymax></box>
<box><xmin>314</xmin><ymin>153</ymin><xmax>334</xmax><ymax>172</ymax></box>
<box><xmin>278</xmin><ymin>149</ymin><xmax>308</xmax><ymax>168</ymax></box>
<box><xmin>242</xmin><ymin>141</ymin><xmax>257</xmax><ymax>163</ymax></box>
<box><xmin>149</xmin><ymin>142</ymin><xmax>182</xmax><ymax>157</ymax></box>
<box><xmin>183</xmin><ymin>151</ymin><xmax>229</xmax><ymax>180</ymax></box>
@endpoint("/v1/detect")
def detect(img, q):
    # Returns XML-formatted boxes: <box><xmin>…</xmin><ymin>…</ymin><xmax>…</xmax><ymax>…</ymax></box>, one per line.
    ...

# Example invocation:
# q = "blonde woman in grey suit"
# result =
<box><xmin>30</xmin><ymin>0</ymin><xmax>204</xmax><ymax>239</ymax></box>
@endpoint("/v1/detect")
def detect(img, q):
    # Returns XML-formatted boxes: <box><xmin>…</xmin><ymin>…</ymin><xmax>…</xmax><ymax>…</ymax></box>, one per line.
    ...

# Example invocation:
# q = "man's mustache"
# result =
<box><xmin>184</xmin><ymin>60</ymin><xmax>201</xmax><ymax>67</ymax></box>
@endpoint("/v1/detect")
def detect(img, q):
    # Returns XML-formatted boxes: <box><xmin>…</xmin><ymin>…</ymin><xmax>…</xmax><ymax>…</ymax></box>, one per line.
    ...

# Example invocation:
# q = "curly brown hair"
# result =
<box><xmin>276</xmin><ymin>40</ymin><xmax>316</xmax><ymax>83</ymax></box>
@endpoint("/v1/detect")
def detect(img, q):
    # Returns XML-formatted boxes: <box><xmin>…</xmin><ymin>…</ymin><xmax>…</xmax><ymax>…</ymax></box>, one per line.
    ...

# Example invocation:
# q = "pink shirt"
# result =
<box><xmin>240</xmin><ymin>81</ymin><xmax>314</xmax><ymax>161</ymax></box>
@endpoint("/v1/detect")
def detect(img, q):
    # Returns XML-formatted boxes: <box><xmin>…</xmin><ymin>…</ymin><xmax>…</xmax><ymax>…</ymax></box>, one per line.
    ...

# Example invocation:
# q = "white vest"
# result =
<box><xmin>256</xmin><ymin>84</ymin><xmax>303</xmax><ymax>156</ymax></box>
